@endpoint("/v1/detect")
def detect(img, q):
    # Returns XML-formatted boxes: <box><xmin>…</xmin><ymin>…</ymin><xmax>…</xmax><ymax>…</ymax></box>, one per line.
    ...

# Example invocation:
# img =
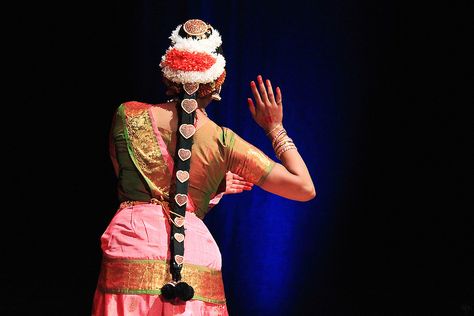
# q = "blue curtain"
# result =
<box><xmin>9</xmin><ymin>0</ymin><xmax>410</xmax><ymax>314</ymax></box>
<box><xmin>9</xmin><ymin>0</ymin><xmax>473</xmax><ymax>314</ymax></box>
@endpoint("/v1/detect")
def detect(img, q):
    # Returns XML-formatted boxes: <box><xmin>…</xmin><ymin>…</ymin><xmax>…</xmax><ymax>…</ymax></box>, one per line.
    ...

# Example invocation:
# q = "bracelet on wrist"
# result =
<box><xmin>268</xmin><ymin>127</ymin><xmax>298</xmax><ymax>160</ymax></box>
<box><xmin>276</xmin><ymin>142</ymin><xmax>296</xmax><ymax>153</ymax></box>
<box><xmin>265</xmin><ymin>124</ymin><xmax>283</xmax><ymax>136</ymax></box>
<box><xmin>271</xmin><ymin>129</ymin><xmax>287</xmax><ymax>147</ymax></box>
<box><xmin>274</xmin><ymin>138</ymin><xmax>294</xmax><ymax>152</ymax></box>
<box><xmin>276</xmin><ymin>144</ymin><xmax>297</xmax><ymax>159</ymax></box>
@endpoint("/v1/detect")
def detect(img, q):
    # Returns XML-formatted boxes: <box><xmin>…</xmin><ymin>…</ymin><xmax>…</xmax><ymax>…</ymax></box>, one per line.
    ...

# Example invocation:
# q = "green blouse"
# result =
<box><xmin>110</xmin><ymin>101</ymin><xmax>276</xmax><ymax>219</ymax></box>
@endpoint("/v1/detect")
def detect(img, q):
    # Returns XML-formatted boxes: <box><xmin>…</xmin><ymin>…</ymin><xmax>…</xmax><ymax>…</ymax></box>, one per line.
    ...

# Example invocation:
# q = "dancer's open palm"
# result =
<box><xmin>247</xmin><ymin>75</ymin><xmax>283</xmax><ymax>133</ymax></box>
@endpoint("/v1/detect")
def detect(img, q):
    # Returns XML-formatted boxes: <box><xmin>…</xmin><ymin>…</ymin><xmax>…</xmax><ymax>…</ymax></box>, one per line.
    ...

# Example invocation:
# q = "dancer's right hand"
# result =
<box><xmin>247</xmin><ymin>75</ymin><xmax>283</xmax><ymax>134</ymax></box>
<box><xmin>224</xmin><ymin>171</ymin><xmax>253</xmax><ymax>194</ymax></box>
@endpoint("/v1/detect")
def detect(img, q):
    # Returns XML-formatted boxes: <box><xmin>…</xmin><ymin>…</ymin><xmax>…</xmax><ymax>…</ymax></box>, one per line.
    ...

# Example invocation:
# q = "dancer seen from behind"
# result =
<box><xmin>92</xmin><ymin>18</ymin><xmax>316</xmax><ymax>316</ymax></box>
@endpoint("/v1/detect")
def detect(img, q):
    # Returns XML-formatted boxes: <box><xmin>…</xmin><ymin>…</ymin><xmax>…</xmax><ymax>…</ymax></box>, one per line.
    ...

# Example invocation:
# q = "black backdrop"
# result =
<box><xmin>4</xmin><ymin>0</ymin><xmax>472</xmax><ymax>315</ymax></box>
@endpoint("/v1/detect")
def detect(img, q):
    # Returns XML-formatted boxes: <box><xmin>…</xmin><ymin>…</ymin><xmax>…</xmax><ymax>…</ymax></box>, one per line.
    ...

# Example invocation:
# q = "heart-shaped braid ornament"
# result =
<box><xmin>174</xmin><ymin>255</ymin><xmax>185</xmax><ymax>265</ymax></box>
<box><xmin>183</xmin><ymin>83</ymin><xmax>199</xmax><ymax>95</ymax></box>
<box><xmin>178</xmin><ymin>149</ymin><xmax>191</xmax><ymax>161</ymax></box>
<box><xmin>174</xmin><ymin>233</ymin><xmax>185</xmax><ymax>243</ymax></box>
<box><xmin>176</xmin><ymin>170</ymin><xmax>190</xmax><ymax>183</ymax></box>
<box><xmin>174</xmin><ymin>217</ymin><xmax>185</xmax><ymax>227</ymax></box>
<box><xmin>179</xmin><ymin>124</ymin><xmax>196</xmax><ymax>139</ymax></box>
<box><xmin>181</xmin><ymin>99</ymin><xmax>198</xmax><ymax>114</ymax></box>
<box><xmin>174</xmin><ymin>194</ymin><xmax>188</xmax><ymax>207</ymax></box>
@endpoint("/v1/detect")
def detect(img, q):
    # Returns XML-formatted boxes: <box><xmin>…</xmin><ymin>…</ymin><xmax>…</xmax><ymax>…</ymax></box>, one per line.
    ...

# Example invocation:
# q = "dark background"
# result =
<box><xmin>4</xmin><ymin>0</ymin><xmax>472</xmax><ymax>315</ymax></box>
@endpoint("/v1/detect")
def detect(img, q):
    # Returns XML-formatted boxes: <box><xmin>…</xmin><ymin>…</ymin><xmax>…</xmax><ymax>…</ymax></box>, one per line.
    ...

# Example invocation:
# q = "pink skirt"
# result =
<box><xmin>91</xmin><ymin>203</ymin><xmax>228</xmax><ymax>316</ymax></box>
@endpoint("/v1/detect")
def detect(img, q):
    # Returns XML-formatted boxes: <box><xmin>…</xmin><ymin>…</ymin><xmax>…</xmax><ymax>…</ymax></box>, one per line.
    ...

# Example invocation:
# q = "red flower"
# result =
<box><xmin>163</xmin><ymin>49</ymin><xmax>216</xmax><ymax>72</ymax></box>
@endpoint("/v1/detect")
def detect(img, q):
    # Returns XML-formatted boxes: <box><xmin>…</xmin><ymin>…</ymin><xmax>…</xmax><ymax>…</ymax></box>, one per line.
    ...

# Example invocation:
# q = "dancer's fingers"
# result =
<box><xmin>276</xmin><ymin>86</ymin><xmax>283</xmax><ymax>106</ymax></box>
<box><xmin>266</xmin><ymin>79</ymin><xmax>276</xmax><ymax>104</ymax></box>
<box><xmin>233</xmin><ymin>179</ymin><xmax>253</xmax><ymax>186</ymax></box>
<box><xmin>257</xmin><ymin>75</ymin><xmax>269</xmax><ymax>104</ymax></box>
<box><xmin>230</xmin><ymin>184</ymin><xmax>252</xmax><ymax>191</ymax></box>
<box><xmin>247</xmin><ymin>98</ymin><xmax>256</xmax><ymax>117</ymax></box>
<box><xmin>250</xmin><ymin>81</ymin><xmax>263</xmax><ymax>107</ymax></box>
<box><xmin>232</xmin><ymin>174</ymin><xmax>245</xmax><ymax>180</ymax></box>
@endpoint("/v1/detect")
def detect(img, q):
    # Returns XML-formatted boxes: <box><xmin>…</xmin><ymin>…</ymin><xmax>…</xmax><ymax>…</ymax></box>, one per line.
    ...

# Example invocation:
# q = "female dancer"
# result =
<box><xmin>92</xmin><ymin>18</ymin><xmax>315</xmax><ymax>316</ymax></box>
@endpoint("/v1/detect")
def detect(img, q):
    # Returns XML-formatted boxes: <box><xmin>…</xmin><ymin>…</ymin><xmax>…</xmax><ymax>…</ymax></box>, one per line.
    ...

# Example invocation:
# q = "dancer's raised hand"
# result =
<box><xmin>247</xmin><ymin>75</ymin><xmax>283</xmax><ymax>133</ymax></box>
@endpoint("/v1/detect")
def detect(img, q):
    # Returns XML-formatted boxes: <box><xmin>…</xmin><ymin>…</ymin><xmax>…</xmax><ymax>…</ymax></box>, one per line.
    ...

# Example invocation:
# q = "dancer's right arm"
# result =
<box><xmin>247</xmin><ymin>75</ymin><xmax>316</xmax><ymax>202</ymax></box>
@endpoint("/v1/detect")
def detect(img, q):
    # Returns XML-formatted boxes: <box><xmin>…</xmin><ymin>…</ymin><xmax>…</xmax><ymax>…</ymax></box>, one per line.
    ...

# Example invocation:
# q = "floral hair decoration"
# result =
<box><xmin>159</xmin><ymin>19</ymin><xmax>226</xmax><ymax>98</ymax></box>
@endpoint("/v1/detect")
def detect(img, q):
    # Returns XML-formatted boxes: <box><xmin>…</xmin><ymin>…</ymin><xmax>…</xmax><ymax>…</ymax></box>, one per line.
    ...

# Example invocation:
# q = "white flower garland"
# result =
<box><xmin>168</xmin><ymin>24</ymin><xmax>222</xmax><ymax>53</ymax></box>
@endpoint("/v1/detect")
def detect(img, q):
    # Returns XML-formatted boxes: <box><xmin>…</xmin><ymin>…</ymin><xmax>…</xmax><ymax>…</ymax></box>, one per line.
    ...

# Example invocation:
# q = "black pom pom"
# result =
<box><xmin>175</xmin><ymin>282</ymin><xmax>194</xmax><ymax>301</ymax></box>
<box><xmin>160</xmin><ymin>283</ymin><xmax>176</xmax><ymax>300</ymax></box>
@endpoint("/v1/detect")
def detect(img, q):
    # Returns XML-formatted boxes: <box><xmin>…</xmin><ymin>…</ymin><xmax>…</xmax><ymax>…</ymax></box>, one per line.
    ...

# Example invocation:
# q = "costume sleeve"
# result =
<box><xmin>222</xmin><ymin>127</ymin><xmax>276</xmax><ymax>186</ymax></box>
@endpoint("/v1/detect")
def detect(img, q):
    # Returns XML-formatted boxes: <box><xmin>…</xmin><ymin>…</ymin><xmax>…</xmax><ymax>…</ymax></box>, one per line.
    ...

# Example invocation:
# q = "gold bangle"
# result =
<box><xmin>277</xmin><ymin>145</ymin><xmax>297</xmax><ymax>159</ymax></box>
<box><xmin>274</xmin><ymin>142</ymin><xmax>293</xmax><ymax>155</ymax></box>
<box><xmin>266</xmin><ymin>124</ymin><xmax>283</xmax><ymax>136</ymax></box>
<box><xmin>276</xmin><ymin>142</ymin><xmax>296</xmax><ymax>153</ymax></box>
<box><xmin>272</xmin><ymin>130</ymin><xmax>288</xmax><ymax>148</ymax></box>
<box><xmin>276</xmin><ymin>142</ymin><xmax>296</xmax><ymax>154</ymax></box>
<box><xmin>274</xmin><ymin>137</ymin><xmax>293</xmax><ymax>152</ymax></box>
<box><xmin>271</xmin><ymin>131</ymin><xmax>287</xmax><ymax>148</ymax></box>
